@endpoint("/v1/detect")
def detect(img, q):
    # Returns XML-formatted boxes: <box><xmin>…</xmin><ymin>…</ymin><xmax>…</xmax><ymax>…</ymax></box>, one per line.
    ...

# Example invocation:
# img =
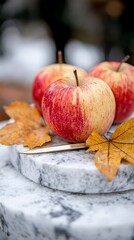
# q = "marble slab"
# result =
<box><xmin>10</xmin><ymin>125</ymin><xmax>134</xmax><ymax>194</ymax></box>
<box><xmin>0</xmin><ymin>145</ymin><xmax>134</xmax><ymax>240</ymax></box>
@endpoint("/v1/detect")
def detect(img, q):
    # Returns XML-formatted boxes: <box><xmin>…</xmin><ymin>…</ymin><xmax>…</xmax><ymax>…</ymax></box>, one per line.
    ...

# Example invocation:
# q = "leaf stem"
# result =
<box><xmin>116</xmin><ymin>55</ymin><xmax>130</xmax><ymax>72</ymax></box>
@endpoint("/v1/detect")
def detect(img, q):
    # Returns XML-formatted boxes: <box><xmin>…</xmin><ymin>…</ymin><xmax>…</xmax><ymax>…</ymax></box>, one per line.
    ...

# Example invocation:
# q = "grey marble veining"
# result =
<box><xmin>0</xmin><ymin>148</ymin><xmax>134</xmax><ymax>240</ymax></box>
<box><xmin>0</xmin><ymin>115</ymin><xmax>134</xmax><ymax>240</ymax></box>
<box><xmin>10</xmin><ymin>133</ymin><xmax>134</xmax><ymax>194</ymax></box>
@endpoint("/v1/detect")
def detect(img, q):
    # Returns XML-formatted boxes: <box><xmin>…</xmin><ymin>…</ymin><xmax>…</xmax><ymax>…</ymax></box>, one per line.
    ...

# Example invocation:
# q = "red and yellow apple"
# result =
<box><xmin>88</xmin><ymin>60</ymin><xmax>134</xmax><ymax>123</ymax></box>
<box><xmin>32</xmin><ymin>64</ymin><xmax>86</xmax><ymax>113</ymax></box>
<box><xmin>42</xmin><ymin>73</ymin><xmax>116</xmax><ymax>142</ymax></box>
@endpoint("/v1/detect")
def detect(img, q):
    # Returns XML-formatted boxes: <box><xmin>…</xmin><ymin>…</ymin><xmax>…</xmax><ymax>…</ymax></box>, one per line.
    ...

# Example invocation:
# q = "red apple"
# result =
<box><xmin>32</xmin><ymin>64</ymin><xmax>86</xmax><ymax>113</ymax></box>
<box><xmin>88</xmin><ymin>58</ymin><xmax>134</xmax><ymax>123</ymax></box>
<box><xmin>42</xmin><ymin>72</ymin><xmax>116</xmax><ymax>142</ymax></box>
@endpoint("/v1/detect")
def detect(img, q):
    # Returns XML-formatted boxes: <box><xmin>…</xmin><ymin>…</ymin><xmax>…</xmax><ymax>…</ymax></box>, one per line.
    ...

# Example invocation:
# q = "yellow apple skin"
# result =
<box><xmin>42</xmin><ymin>76</ymin><xmax>116</xmax><ymax>143</ymax></box>
<box><xmin>32</xmin><ymin>64</ymin><xmax>86</xmax><ymax>113</ymax></box>
<box><xmin>88</xmin><ymin>61</ymin><xmax>134</xmax><ymax>123</ymax></box>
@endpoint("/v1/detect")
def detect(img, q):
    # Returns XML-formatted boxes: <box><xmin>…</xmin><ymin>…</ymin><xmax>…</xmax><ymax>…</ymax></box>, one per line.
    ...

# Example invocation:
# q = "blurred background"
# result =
<box><xmin>0</xmin><ymin>0</ymin><xmax>133</xmax><ymax>120</ymax></box>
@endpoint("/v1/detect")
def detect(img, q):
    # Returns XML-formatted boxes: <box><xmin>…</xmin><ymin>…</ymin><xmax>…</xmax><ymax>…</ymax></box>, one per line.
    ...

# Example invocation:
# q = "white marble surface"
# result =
<box><xmin>0</xmin><ymin>131</ymin><xmax>134</xmax><ymax>239</ymax></box>
<box><xmin>10</xmin><ymin>130</ymin><xmax>134</xmax><ymax>194</ymax></box>
<box><xmin>0</xmin><ymin>116</ymin><xmax>134</xmax><ymax>240</ymax></box>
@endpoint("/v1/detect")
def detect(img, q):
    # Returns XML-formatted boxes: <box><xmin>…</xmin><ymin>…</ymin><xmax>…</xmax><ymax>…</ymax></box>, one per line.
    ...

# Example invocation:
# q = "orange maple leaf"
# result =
<box><xmin>0</xmin><ymin>101</ymin><xmax>51</xmax><ymax>149</ymax></box>
<box><xmin>86</xmin><ymin>117</ymin><xmax>134</xmax><ymax>181</ymax></box>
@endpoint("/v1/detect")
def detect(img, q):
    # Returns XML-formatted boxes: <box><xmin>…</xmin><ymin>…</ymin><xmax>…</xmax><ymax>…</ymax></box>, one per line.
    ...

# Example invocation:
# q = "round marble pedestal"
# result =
<box><xmin>10</xmin><ymin>133</ymin><xmax>134</xmax><ymax>194</ymax></box>
<box><xmin>0</xmin><ymin>145</ymin><xmax>134</xmax><ymax>240</ymax></box>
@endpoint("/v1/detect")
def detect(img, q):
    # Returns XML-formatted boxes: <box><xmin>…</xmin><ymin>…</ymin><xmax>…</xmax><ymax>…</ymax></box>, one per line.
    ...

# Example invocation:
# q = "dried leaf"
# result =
<box><xmin>0</xmin><ymin>122</ymin><xmax>26</xmax><ymax>145</ymax></box>
<box><xmin>0</xmin><ymin>101</ymin><xmax>51</xmax><ymax>149</ymax></box>
<box><xmin>4</xmin><ymin>101</ymin><xmax>41</xmax><ymax>129</ymax></box>
<box><xmin>23</xmin><ymin>127</ymin><xmax>51</xmax><ymax>149</ymax></box>
<box><xmin>86</xmin><ymin>117</ymin><xmax>134</xmax><ymax>181</ymax></box>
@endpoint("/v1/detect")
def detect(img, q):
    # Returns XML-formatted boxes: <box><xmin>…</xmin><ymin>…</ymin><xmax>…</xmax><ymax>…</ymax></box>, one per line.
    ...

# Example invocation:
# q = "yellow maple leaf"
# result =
<box><xmin>0</xmin><ymin>101</ymin><xmax>51</xmax><ymax>149</ymax></box>
<box><xmin>23</xmin><ymin>127</ymin><xmax>51</xmax><ymax>149</ymax></box>
<box><xmin>0</xmin><ymin>122</ymin><xmax>26</xmax><ymax>145</ymax></box>
<box><xmin>4</xmin><ymin>101</ymin><xmax>41</xmax><ymax>129</ymax></box>
<box><xmin>86</xmin><ymin>117</ymin><xmax>134</xmax><ymax>181</ymax></box>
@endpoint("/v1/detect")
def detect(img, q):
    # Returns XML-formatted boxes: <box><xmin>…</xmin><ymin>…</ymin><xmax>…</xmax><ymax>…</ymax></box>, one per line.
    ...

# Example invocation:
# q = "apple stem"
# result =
<box><xmin>58</xmin><ymin>51</ymin><xmax>63</xmax><ymax>64</ymax></box>
<box><xmin>58</xmin><ymin>50</ymin><xmax>63</xmax><ymax>72</ymax></box>
<box><xmin>116</xmin><ymin>55</ymin><xmax>130</xmax><ymax>71</ymax></box>
<box><xmin>74</xmin><ymin>70</ymin><xmax>79</xmax><ymax>86</ymax></box>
